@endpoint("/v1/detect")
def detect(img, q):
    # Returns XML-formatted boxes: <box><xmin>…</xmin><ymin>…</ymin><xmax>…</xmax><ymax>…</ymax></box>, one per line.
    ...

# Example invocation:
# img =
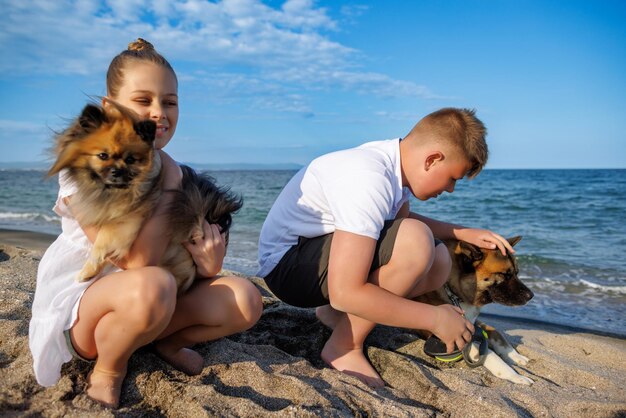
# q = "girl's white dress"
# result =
<box><xmin>29</xmin><ymin>170</ymin><xmax>119</xmax><ymax>386</ymax></box>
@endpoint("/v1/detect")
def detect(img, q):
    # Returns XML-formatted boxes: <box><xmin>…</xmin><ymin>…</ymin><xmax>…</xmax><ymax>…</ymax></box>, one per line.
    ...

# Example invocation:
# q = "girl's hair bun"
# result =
<box><xmin>128</xmin><ymin>38</ymin><xmax>155</xmax><ymax>52</ymax></box>
<box><xmin>107</xmin><ymin>38</ymin><xmax>176</xmax><ymax>97</ymax></box>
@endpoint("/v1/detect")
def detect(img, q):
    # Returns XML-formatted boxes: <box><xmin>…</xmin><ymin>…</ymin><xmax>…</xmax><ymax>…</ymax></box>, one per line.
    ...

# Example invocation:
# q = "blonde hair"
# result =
<box><xmin>409</xmin><ymin>108</ymin><xmax>488</xmax><ymax>178</ymax></box>
<box><xmin>106</xmin><ymin>38</ymin><xmax>177</xmax><ymax>98</ymax></box>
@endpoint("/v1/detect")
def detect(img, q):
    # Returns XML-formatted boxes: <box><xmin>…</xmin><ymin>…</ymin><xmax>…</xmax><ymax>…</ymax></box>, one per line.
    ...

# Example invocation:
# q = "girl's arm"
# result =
<box><xmin>121</xmin><ymin>150</ymin><xmax>182</xmax><ymax>268</ymax></box>
<box><xmin>79</xmin><ymin>150</ymin><xmax>227</xmax><ymax>275</ymax></box>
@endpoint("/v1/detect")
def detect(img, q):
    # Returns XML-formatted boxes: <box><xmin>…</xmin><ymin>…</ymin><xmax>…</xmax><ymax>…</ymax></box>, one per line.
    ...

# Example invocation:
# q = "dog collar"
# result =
<box><xmin>444</xmin><ymin>284</ymin><xmax>463</xmax><ymax>309</ymax></box>
<box><xmin>426</xmin><ymin>284</ymin><xmax>488</xmax><ymax>367</ymax></box>
<box><xmin>423</xmin><ymin>326</ymin><xmax>489</xmax><ymax>367</ymax></box>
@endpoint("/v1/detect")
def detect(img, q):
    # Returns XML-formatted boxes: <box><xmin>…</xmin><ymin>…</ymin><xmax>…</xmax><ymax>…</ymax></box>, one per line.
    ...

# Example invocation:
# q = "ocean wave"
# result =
<box><xmin>0</xmin><ymin>211</ymin><xmax>59</xmax><ymax>223</ymax></box>
<box><xmin>522</xmin><ymin>276</ymin><xmax>626</xmax><ymax>296</ymax></box>
<box><xmin>575</xmin><ymin>279</ymin><xmax>626</xmax><ymax>295</ymax></box>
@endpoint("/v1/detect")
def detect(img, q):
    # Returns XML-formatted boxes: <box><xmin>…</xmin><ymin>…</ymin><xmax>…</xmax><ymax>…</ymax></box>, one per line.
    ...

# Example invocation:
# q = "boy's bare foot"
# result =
<box><xmin>321</xmin><ymin>340</ymin><xmax>385</xmax><ymax>388</ymax></box>
<box><xmin>154</xmin><ymin>341</ymin><xmax>203</xmax><ymax>376</ymax></box>
<box><xmin>86</xmin><ymin>366</ymin><xmax>126</xmax><ymax>409</ymax></box>
<box><xmin>315</xmin><ymin>305</ymin><xmax>344</xmax><ymax>330</ymax></box>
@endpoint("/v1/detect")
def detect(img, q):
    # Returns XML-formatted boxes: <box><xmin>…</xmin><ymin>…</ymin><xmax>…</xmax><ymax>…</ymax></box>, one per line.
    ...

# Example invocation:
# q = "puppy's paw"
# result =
<box><xmin>509</xmin><ymin>374</ymin><xmax>533</xmax><ymax>385</ymax></box>
<box><xmin>509</xmin><ymin>352</ymin><xmax>530</xmax><ymax>366</ymax></box>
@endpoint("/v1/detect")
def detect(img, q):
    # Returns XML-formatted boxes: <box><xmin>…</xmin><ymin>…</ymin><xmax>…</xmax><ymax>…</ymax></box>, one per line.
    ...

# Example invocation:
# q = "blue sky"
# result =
<box><xmin>1</xmin><ymin>0</ymin><xmax>624</xmax><ymax>169</ymax></box>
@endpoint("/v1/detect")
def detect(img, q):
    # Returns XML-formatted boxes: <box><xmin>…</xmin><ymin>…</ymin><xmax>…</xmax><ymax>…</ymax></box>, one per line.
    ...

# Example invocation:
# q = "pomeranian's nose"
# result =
<box><xmin>111</xmin><ymin>168</ymin><xmax>125</xmax><ymax>178</ymax></box>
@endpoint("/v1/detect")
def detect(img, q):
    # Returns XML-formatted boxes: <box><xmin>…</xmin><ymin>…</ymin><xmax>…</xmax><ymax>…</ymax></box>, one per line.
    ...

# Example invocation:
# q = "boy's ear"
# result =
<box><xmin>424</xmin><ymin>151</ymin><xmax>444</xmax><ymax>171</ymax></box>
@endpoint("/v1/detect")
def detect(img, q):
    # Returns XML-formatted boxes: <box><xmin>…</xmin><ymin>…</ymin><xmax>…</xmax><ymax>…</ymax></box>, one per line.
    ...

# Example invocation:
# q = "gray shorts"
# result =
<box><xmin>264</xmin><ymin>219</ymin><xmax>414</xmax><ymax>308</ymax></box>
<box><xmin>63</xmin><ymin>329</ymin><xmax>95</xmax><ymax>363</ymax></box>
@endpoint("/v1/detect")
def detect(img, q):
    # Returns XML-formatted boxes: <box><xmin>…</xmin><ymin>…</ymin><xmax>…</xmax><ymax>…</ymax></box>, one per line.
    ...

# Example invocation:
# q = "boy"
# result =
<box><xmin>257</xmin><ymin>108</ymin><xmax>514</xmax><ymax>387</ymax></box>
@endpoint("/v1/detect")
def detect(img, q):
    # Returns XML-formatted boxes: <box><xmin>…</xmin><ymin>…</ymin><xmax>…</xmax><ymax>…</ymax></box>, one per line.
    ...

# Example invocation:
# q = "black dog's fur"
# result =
<box><xmin>159</xmin><ymin>165</ymin><xmax>243</xmax><ymax>292</ymax></box>
<box><xmin>168</xmin><ymin>165</ymin><xmax>242</xmax><ymax>247</ymax></box>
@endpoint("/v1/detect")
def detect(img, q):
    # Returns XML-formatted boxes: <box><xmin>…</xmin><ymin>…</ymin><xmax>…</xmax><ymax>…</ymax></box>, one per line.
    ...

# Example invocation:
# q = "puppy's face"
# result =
<box><xmin>49</xmin><ymin>103</ymin><xmax>157</xmax><ymax>189</ymax></box>
<box><xmin>454</xmin><ymin>236</ymin><xmax>534</xmax><ymax>307</ymax></box>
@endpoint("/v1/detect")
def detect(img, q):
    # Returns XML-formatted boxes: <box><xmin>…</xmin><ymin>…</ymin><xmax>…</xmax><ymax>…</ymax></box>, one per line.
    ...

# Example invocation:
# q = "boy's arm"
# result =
<box><xmin>328</xmin><ymin>229</ymin><xmax>474</xmax><ymax>352</ymax></box>
<box><xmin>403</xmin><ymin>204</ymin><xmax>514</xmax><ymax>255</ymax></box>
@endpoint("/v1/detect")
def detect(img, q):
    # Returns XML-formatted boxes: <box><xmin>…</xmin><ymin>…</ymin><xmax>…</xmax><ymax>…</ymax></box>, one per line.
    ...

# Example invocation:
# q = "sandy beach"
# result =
<box><xmin>1</xmin><ymin>229</ymin><xmax>625</xmax><ymax>417</ymax></box>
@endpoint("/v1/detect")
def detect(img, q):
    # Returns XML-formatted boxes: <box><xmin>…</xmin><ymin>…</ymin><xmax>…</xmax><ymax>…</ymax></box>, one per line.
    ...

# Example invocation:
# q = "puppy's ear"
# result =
<box><xmin>456</xmin><ymin>241</ymin><xmax>484</xmax><ymax>260</ymax></box>
<box><xmin>78</xmin><ymin>104</ymin><xmax>107</xmax><ymax>132</ymax></box>
<box><xmin>134</xmin><ymin>120</ymin><xmax>156</xmax><ymax>143</ymax></box>
<box><xmin>507</xmin><ymin>236</ymin><xmax>522</xmax><ymax>247</ymax></box>
<box><xmin>456</xmin><ymin>241</ymin><xmax>485</xmax><ymax>273</ymax></box>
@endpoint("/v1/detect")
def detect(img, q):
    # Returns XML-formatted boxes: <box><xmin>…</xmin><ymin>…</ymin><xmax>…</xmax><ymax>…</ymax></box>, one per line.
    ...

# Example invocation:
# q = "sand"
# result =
<box><xmin>1</xmin><ymin>229</ymin><xmax>625</xmax><ymax>417</ymax></box>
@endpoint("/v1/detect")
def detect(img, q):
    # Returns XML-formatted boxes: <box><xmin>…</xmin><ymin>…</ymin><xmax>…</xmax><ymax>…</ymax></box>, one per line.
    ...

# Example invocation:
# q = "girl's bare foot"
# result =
<box><xmin>86</xmin><ymin>366</ymin><xmax>126</xmax><ymax>409</ymax></box>
<box><xmin>154</xmin><ymin>341</ymin><xmax>203</xmax><ymax>376</ymax></box>
<box><xmin>321</xmin><ymin>339</ymin><xmax>385</xmax><ymax>388</ymax></box>
<box><xmin>315</xmin><ymin>305</ymin><xmax>344</xmax><ymax>330</ymax></box>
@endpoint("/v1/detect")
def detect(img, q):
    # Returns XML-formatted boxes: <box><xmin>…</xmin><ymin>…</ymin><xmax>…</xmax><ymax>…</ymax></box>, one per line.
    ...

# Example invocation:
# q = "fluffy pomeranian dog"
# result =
<box><xmin>48</xmin><ymin>100</ymin><xmax>242</xmax><ymax>293</ymax></box>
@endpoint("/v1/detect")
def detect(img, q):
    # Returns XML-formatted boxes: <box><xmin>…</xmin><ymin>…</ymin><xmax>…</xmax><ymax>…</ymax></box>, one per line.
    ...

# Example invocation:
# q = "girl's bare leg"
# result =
<box><xmin>70</xmin><ymin>267</ymin><xmax>177</xmax><ymax>408</ymax></box>
<box><xmin>154</xmin><ymin>275</ymin><xmax>262</xmax><ymax>375</ymax></box>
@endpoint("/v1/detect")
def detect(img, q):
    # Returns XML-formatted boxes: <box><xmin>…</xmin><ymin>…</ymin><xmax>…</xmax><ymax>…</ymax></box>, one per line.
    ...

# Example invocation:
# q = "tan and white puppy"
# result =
<box><xmin>415</xmin><ymin>236</ymin><xmax>534</xmax><ymax>385</ymax></box>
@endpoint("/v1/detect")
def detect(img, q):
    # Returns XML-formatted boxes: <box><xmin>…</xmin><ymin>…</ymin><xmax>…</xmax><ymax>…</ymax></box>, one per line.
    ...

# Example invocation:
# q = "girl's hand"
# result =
<box><xmin>431</xmin><ymin>304</ymin><xmax>475</xmax><ymax>354</ymax></box>
<box><xmin>456</xmin><ymin>228</ymin><xmax>514</xmax><ymax>256</ymax></box>
<box><xmin>183</xmin><ymin>221</ymin><xmax>226</xmax><ymax>278</ymax></box>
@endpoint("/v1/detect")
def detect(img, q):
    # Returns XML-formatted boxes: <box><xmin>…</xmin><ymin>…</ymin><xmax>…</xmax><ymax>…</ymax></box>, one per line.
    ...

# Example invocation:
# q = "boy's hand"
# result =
<box><xmin>456</xmin><ymin>228</ymin><xmax>514</xmax><ymax>256</ymax></box>
<box><xmin>431</xmin><ymin>304</ymin><xmax>475</xmax><ymax>353</ymax></box>
<box><xmin>183</xmin><ymin>221</ymin><xmax>226</xmax><ymax>278</ymax></box>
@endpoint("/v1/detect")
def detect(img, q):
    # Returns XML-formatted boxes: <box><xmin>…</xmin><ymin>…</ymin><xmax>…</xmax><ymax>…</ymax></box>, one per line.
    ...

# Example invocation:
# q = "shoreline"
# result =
<box><xmin>2</xmin><ymin>226</ymin><xmax>624</xmax><ymax>339</ymax></box>
<box><xmin>0</xmin><ymin>233</ymin><xmax>625</xmax><ymax>415</ymax></box>
<box><xmin>0</xmin><ymin>227</ymin><xmax>56</xmax><ymax>252</ymax></box>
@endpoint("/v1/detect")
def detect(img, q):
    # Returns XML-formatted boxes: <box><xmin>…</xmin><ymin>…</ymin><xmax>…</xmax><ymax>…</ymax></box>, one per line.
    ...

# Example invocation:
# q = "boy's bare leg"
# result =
<box><xmin>315</xmin><ymin>305</ymin><xmax>344</xmax><ymax>329</ymax></box>
<box><xmin>319</xmin><ymin>220</ymin><xmax>451</xmax><ymax>387</ymax></box>
<box><xmin>154</xmin><ymin>275</ymin><xmax>262</xmax><ymax>375</ymax></box>
<box><xmin>71</xmin><ymin>267</ymin><xmax>177</xmax><ymax>408</ymax></box>
<box><xmin>321</xmin><ymin>312</ymin><xmax>382</xmax><ymax>386</ymax></box>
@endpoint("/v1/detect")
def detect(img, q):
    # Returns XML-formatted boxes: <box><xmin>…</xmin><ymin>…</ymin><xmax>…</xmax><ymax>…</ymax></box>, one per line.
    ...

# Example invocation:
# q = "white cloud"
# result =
<box><xmin>0</xmin><ymin>119</ymin><xmax>47</xmax><ymax>134</ymax></box>
<box><xmin>0</xmin><ymin>0</ymin><xmax>438</xmax><ymax>114</ymax></box>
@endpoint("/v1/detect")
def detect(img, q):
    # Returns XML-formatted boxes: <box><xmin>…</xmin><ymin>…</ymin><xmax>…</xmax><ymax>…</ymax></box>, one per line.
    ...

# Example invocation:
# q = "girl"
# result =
<box><xmin>29</xmin><ymin>39</ymin><xmax>263</xmax><ymax>408</ymax></box>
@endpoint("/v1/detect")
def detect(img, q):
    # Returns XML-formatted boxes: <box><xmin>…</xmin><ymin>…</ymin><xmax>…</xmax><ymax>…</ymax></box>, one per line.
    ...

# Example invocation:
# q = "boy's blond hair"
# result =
<box><xmin>408</xmin><ymin>108</ymin><xmax>488</xmax><ymax>178</ymax></box>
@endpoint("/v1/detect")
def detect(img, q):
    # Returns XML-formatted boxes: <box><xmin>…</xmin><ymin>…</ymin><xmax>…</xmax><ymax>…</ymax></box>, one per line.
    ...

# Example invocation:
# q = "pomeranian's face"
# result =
<box><xmin>78</xmin><ymin>117</ymin><xmax>154</xmax><ymax>188</ymax></box>
<box><xmin>49</xmin><ymin>103</ymin><xmax>157</xmax><ymax>189</ymax></box>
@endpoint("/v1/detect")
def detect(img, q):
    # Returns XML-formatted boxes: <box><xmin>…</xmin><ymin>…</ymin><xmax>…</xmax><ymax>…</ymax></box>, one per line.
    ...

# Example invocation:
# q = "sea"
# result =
<box><xmin>1</xmin><ymin>168</ymin><xmax>625</xmax><ymax>337</ymax></box>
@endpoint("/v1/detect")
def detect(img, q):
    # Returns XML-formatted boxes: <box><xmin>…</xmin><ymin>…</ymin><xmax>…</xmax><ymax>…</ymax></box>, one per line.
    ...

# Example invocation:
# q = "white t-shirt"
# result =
<box><xmin>257</xmin><ymin>138</ymin><xmax>409</xmax><ymax>277</ymax></box>
<box><xmin>29</xmin><ymin>170</ymin><xmax>118</xmax><ymax>387</ymax></box>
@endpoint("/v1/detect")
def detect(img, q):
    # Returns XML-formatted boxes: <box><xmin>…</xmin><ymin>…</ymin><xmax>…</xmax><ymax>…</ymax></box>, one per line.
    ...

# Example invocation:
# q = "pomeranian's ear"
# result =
<box><xmin>134</xmin><ymin>120</ymin><xmax>157</xmax><ymax>144</ymax></box>
<box><xmin>78</xmin><ymin>104</ymin><xmax>107</xmax><ymax>132</ymax></box>
<box><xmin>47</xmin><ymin>141</ymin><xmax>80</xmax><ymax>177</ymax></box>
<box><xmin>47</xmin><ymin>104</ymin><xmax>105</xmax><ymax>177</ymax></box>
